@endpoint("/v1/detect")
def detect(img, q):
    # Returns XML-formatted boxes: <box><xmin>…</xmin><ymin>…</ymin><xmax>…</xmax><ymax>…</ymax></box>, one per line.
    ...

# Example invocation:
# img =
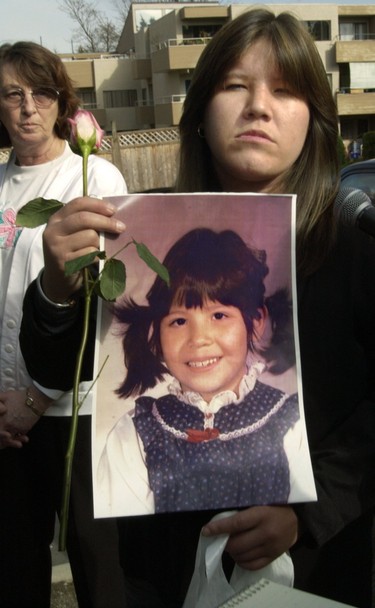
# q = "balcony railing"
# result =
<box><xmin>81</xmin><ymin>102</ymin><xmax>99</xmax><ymax>110</ymax></box>
<box><xmin>337</xmin><ymin>33</ymin><xmax>375</xmax><ymax>41</ymax></box>
<box><xmin>155</xmin><ymin>95</ymin><xmax>187</xmax><ymax>105</ymax></box>
<box><xmin>151</xmin><ymin>37</ymin><xmax>211</xmax><ymax>53</ymax></box>
<box><xmin>337</xmin><ymin>87</ymin><xmax>375</xmax><ymax>94</ymax></box>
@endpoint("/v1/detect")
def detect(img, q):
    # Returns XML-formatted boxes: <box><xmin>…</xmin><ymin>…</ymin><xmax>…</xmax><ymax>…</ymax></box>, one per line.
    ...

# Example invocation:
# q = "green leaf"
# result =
<box><xmin>16</xmin><ymin>198</ymin><xmax>63</xmax><ymax>227</ymax></box>
<box><xmin>99</xmin><ymin>258</ymin><xmax>126</xmax><ymax>300</ymax></box>
<box><xmin>64</xmin><ymin>250</ymin><xmax>106</xmax><ymax>276</ymax></box>
<box><xmin>134</xmin><ymin>241</ymin><xmax>170</xmax><ymax>286</ymax></box>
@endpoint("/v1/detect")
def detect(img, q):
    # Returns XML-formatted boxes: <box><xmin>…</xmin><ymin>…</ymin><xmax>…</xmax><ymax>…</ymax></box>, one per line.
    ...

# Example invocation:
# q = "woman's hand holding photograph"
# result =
<box><xmin>202</xmin><ymin>505</ymin><xmax>299</xmax><ymax>570</ymax></box>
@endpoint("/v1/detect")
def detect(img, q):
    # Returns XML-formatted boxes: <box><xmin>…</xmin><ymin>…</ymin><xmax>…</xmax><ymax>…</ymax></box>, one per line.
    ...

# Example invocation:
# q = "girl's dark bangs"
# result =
<box><xmin>172</xmin><ymin>277</ymin><xmax>231</xmax><ymax>309</ymax></box>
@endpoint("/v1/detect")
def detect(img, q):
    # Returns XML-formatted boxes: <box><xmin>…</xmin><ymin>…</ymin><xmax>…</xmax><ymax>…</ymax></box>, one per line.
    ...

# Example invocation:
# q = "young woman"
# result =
<box><xmin>97</xmin><ymin>228</ymin><xmax>309</xmax><ymax>516</ymax></box>
<box><xmin>19</xmin><ymin>9</ymin><xmax>375</xmax><ymax>608</ymax></box>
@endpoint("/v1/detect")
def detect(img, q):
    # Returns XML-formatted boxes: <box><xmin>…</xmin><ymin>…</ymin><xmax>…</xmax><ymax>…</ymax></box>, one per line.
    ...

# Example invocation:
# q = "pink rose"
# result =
<box><xmin>68</xmin><ymin>109</ymin><xmax>104</xmax><ymax>153</ymax></box>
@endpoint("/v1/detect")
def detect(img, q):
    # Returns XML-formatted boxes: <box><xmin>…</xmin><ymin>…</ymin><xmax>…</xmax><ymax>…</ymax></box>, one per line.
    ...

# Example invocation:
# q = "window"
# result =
<box><xmin>358</xmin><ymin>119</ymin><xmax>369</xmax><ymax>137</ymax></box>
<box><xmin>78</xmin><ymin>88</ymin><xmax>96</xmax><ymax>109</ymax></box>
<box><xmin>135</xmin><ymin>9</ymin><xmax>163</xmax><ymax>31</ymax></box>
<box><xmin>339</xmin><ymin>63</ymin><xmax>350</xmax><ymax>92</ymax></box>
<box><xmin>104</xmin><ymin>90</ymin><xmax>137</xmax><ymax>108</ymax></box>
<box><xmin>304</xmin><ymin>21</ymin><xmax>331</xmax><ymax>41</ymax></box>
<box><xmin>340</xmin><ymin>118</ymin><xmax>369</xmax><ymax>141</ymax></box>
<box><xmin>182</xmin><ymin>23</ymin><xmax>222</xmax><ymax>40</ymax></box>
<box><xmin>340</xmin><ymin>22</ymin><xmax>368</xmax><ymax>41</ymax></box>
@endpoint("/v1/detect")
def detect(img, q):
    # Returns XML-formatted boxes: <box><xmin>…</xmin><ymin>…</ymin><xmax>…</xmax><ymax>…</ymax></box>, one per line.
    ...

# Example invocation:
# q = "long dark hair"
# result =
<box><xmin>115</xmin><ymin>228</ymin><xmax>294</xmax><ymax>398</ymax></box>
<box><xmin>176</xmin><ymin>9</ymin><xmax>340</xmax><ymax>275</ymax></box>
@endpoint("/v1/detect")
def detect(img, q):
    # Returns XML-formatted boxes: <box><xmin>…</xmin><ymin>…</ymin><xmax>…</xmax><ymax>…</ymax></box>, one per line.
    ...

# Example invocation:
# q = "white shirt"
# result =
<box><xmin>0</xmin><ymin>142</ymin><xmax>127</xmax><ymax>415</ymax></box>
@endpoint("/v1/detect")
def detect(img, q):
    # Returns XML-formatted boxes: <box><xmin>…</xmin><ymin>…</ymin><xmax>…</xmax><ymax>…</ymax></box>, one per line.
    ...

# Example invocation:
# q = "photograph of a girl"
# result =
<box><xmin>93</xmin><ymin>194</ymin><xmax>316</xmax><ymax>517</ymax></box>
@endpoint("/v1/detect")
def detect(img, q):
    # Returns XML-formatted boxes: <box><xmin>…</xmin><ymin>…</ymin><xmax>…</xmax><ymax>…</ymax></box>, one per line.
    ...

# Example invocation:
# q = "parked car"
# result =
<box><xmin>340</xmin><ymin>159</ymin><xmax>375</xmax><ymax>204</ymax></box>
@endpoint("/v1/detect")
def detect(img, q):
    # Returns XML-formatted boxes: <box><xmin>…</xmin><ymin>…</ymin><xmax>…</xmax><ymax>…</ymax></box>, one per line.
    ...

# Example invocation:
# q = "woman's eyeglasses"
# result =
<box><xmin>0</xmin><ymin>86</ymin><xmax>60</xmax><ymax>108</ymax></box>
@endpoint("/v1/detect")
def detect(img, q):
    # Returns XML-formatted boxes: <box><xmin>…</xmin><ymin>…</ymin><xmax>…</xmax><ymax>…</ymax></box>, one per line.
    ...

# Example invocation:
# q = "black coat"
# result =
<box><xmin>20</xmin><ymin>222</ymin><xmax>375</xmax><ymax>607</ymax></box>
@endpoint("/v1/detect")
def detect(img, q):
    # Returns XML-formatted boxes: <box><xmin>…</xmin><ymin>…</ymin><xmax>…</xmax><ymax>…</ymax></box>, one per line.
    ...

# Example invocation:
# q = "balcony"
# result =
<box><xmin>180</xmin><ymin>6</ymin><xmax>228</xmax><ymax>20</ymax></box>
<box><xmin>154</xmin><ymin>95</ymin><xmax>186</xmax><ymax>127</ymax></box>
<box><xmin>336</xmin><ymin>37</ymin><xmax>375</xmax><ymax>62</ymax></box>
<box><xmin>64</xmin><ymin>59</ymin><xmax>95</xmax><ymax>88</ymax></box>
<box><xmin>336</xmin><ymin>90</ymin><xmax>375</xmax><ymax>115</ymax></box>
<box><xmin>151</xmin><ymin>38</ymin><xmax>211</xmax><ymax>73</ymax></box>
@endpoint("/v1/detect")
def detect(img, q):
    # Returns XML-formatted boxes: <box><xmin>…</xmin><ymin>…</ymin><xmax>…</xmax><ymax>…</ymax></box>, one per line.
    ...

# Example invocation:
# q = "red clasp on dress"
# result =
<box><xmin>186</xmin><ymin>428</ymin><xmax>220</xmax><ymax>443</ymax></box>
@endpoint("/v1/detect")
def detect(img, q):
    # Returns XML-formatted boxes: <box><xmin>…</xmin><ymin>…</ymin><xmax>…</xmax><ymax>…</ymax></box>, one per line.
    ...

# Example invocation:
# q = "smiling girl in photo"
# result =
<box><xmin>98</xmin><ymin>227</ymin><xmax>301</xmax><ymax>515</ymax></box>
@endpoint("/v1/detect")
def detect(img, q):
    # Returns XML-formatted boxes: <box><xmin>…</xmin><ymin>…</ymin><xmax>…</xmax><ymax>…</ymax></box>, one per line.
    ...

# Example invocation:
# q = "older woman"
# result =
<box><xmin>0</xmin><ymin>42</ymin><xmax>127</xmax><ymax>608</ymax></box>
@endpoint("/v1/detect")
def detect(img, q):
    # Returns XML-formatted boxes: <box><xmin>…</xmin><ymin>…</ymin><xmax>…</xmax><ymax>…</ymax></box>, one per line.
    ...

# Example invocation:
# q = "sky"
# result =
<box><xmin>1</xmin><ymin>0</ymin><xmax>373</xmax><ymax>54</ymax></box>
<box><xmin>0</xmin><ymin>0</ymin><xmax>119</xmax><ymax>54</ymax></box>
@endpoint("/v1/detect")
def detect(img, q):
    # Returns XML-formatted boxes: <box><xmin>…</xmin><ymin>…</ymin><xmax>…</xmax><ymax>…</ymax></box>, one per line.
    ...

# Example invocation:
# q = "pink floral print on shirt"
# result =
<box><xmin>0</xmin><ymin>208</ymin><xmax>22</xmax><ymax>248</ymax></box>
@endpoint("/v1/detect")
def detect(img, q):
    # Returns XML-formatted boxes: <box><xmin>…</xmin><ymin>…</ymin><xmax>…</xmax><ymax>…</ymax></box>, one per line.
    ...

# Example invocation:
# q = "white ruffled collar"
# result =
<box><xmin>167</xmin><ymin>360</ymin><xmax>266</xmax><ymax>416</ymax></box>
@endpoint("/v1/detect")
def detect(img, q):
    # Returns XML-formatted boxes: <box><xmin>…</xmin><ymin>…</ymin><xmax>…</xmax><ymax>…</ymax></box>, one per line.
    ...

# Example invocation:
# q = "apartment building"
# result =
<box><xmin>59</xmin><ymin>51</ymin><xmax>141</xmax><ymax>133</ymax></box>
<box><xmin>61</xmin><ymin>2</ymin><xmax>375</xmax><ymax>143</ymax></box>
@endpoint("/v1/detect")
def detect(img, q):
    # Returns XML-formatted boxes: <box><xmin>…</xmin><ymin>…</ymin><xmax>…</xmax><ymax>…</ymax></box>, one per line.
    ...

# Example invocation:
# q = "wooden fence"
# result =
<box><xmin>99</xmin><ymin>126</ymin><xmax>179</xmax><ymax>192</ymax></box>
<box><xmin>100</xmin><ymin>142</ymin><xmax>179</xmax><ymax>193</ymax></box>
<box><xmin>0</xmin><ymin>127</ymin><xmax>180</xmax><ymax>193</ymax></box>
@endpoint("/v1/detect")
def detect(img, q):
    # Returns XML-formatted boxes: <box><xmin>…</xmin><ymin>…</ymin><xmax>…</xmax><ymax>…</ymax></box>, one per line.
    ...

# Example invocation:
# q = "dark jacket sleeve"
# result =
<box><xmin>19</xmin><ymin>224</ymin><xmax>375</xmax><ymax>550</ymax></box>
<box><xmin>295</xmin><ymin>225</ymin><xmax>375</xmax><ymax>547</ymax></box>
<box><xmin>20</xmin><ymin>279</ymin><xmax>97</xmax><ymax>391</ymax></box>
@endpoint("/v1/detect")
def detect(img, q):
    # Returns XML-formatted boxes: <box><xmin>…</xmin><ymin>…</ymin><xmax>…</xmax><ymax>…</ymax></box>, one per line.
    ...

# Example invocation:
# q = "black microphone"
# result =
<box><xmin>334</xmin><ymin>187</ymin><xmax>375</xmax><ymax>238</ymax></box>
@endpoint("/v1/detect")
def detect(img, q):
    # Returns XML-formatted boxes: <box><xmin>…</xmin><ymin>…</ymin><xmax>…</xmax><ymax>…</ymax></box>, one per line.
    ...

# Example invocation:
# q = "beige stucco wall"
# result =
<box><xmin>93</xmin><ymin>57</ymin><xmax>141</xmax><ymax>132</ymax></box>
